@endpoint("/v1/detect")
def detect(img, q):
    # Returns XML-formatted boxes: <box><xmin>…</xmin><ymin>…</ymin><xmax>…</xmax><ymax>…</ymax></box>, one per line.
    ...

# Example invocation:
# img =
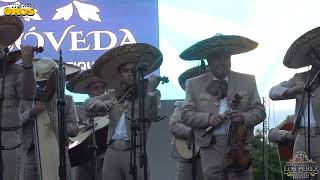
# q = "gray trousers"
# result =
<box><xmin>2</xmin><ymin>130</ymin><xmax>24</xmax><ymax>180</ymax></box>
<box><xmin>175</xmin><ymin>156</ymin><xmax>204</xmax><ymax>180</ymax></box>
<box><xmin>293</xmin><ymin>134</ymin><xmax>320</xmax><ymax>180</ymax></box>
<box><xmin>102</xmin><ymin>147</ymin><xmax>150</xmax><ymax>180</ymax></box>
<box><xmin>72</xmin><ymin>154</ymin><xmax>104</xmax><ymax>180</ymax></box>
<box><xmin>200</xmin><ymin>136</ymin><xmax>252</xmax><ymax>180</ymax></box>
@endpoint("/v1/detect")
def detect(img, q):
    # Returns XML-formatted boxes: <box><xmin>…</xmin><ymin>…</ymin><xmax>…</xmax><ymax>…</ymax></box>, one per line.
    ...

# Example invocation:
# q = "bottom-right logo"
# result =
<box><xmin>284</xmin><ymin>151</ymin><xmax>318</xmax><ymax>178</ymax></box>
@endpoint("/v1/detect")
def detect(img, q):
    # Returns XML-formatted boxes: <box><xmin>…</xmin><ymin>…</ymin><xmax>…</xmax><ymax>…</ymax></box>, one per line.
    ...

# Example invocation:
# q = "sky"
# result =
<box><xmin>157</xmin><ymin>0</ymin><xmax>320</xmax><ymax>128</ymax></box>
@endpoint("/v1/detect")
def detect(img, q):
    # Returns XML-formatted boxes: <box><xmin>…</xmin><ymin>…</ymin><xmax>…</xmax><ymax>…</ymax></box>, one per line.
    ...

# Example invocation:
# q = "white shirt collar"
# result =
<box><xmin>212</xmin><ymin>74</ymin><xmax>228</xmax><ymax>82</ymax></box>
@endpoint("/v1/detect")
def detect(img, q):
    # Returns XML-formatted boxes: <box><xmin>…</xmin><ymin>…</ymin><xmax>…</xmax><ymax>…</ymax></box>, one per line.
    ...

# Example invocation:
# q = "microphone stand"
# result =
<box><xmin>128</xmin><ymin>54</ymin><xmax>168</xmax><ymax>180</ymax></box>
<box><xmin>187</xmin><ymin>129</ymin><xmax>197</xmax><ymax>180</ymax></box>
<box><xmin>88</xmin><ymin>113</ymin><xmax>98</xmax><ymax>180</ymax></box>
<box><xmin>137</xmin><ymin>61</ymin><xmax>148</xmax><ymax>180</ymax></box>
<box><xmin>291</xmin><ymin>51</ymin><xmax>320</xmax><ymax>180</ymax></box>
<box><xmin>129</xmin><ymin>71</ymin><xmax>138</xmax><ymax>180</ymax></box>
<box><xmin>0</xmin><ymin>47</ymin><xmax>9</xmax><ymax>180</ymax></box>
<box><xmin>56</xmin><ymin>50</ymin><xmax>67</xmax><ymax>180</ymax></box>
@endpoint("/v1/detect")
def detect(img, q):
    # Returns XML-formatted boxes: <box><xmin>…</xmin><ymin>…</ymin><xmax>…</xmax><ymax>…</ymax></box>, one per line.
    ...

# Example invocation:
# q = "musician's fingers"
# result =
<box><xmin>213</xmin><ymin>116</ymin><xmax>222</xmax><ymax>125</ymax></box>
<box><xmin>228</xmin><ymin>111</ymin><xmax>241</xmax><ymax>118</ymax></box>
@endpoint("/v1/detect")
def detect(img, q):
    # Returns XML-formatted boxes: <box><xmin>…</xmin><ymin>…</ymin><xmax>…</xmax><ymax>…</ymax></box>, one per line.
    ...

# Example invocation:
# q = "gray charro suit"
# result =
<box><xmin>3</xmin><ymin>64</ymin><xmax>36</xmax><ymax>180</ymax></box>
<box><xmin>169</xmin><ymin>101</ymin><xmax>203</xmax><ymax>180</ymax></box>
<box><xmin>20</xmin><ymin>95</ymin><xmax>79</xmax><ymax>180</ymax></box>
<box><xmin>269</xmin><ymin>71</ymin><xmax>320</xmax><ymax>180</ymax></box>
<box><xmin>181</xmin><ymin>71</ymin><xmax>266</xmax><ymax>180</ymax></box>
<box><xmin>84</xmin><ymin>89</ymin><xmax>160</xmax><ymax>180</ymax></box>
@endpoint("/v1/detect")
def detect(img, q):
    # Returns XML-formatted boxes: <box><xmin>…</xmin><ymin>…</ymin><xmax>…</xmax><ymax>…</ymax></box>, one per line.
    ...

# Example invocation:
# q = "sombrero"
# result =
<box><xmin>284</xmin><ymin>27</ymin><xmax>320</xmax><ymax>68</ymax></box>
<box><xmin>178</xmin><ymin>65</ymin><xmax>209</xmax><ymax>90</ymax></box>
<box><xmin>33</xmin><ymin>57</ymin><xmax>80</xmax><ymax>82</ymax></box>
<box><xmin>180</xmin><ymin>33</ymin><xmax>258</xmax><ymax>60</ymax></box>
<box><xmin>0</xmin><ymin>16</ymin><xmax>23</xmax><ymax>46</ymax></box>
<box><xmin>92</xmin><ymin>43</ymin><xmax>163</xmax><ymax>91</ymax></box>
<box><xmin>66</xmin><ymin>69</ymin><xmax>106</xmax><ymax>94</ymax></box>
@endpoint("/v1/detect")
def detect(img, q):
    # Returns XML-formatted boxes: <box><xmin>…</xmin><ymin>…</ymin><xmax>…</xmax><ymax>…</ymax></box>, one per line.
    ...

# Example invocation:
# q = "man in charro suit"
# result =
<box><xmin>169</xmin><ymin>65</ymin><xmax>207</xmax><ymax>180</ymax></box>
<box><xmin>67</xmin><ymin>69</ymin><xmax>108</xmax><ymax>180</ymax></box>
<box><xmin>180</xmin><ymin>34</ymin><xmax>266</xmax><ymax>180</ymax></box>
<box><xmin>0</xmin><ymin>15</ymin><xmax>38</xmax><ymax>180</ymax></box>
<box><xmin>83</xmin><ymin>43</ymin><xmax>161</xmax><ymax>180</ymax></box>
<box><xmin>269</xmin><ymin>27</ymin><xmax>320</xmax><ymax>180</ymax></box>
<box><xmin>19</xmin><ymin>57</ymin><xmax>80</xmax><ymax>180</ymax></box>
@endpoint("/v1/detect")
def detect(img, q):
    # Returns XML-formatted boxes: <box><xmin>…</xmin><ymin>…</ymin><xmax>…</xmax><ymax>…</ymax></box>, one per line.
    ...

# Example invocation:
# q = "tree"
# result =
<box><xmin>251</xmin><ymin>129</ymin><xmax>292</xmax><ymax>180</ymax></box>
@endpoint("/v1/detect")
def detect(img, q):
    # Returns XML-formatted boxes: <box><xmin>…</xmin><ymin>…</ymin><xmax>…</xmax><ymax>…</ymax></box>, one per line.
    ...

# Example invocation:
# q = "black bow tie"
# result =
<box><xmin>206</xmin><ymin>80</ymin><xmax>228</xmax><ymax>99</ymax></box>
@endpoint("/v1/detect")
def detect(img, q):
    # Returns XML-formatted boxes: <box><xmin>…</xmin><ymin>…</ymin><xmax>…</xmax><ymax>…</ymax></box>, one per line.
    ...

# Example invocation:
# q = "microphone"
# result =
<box><xmin>202</xmin><ymin>126</ymin><xmax>214</xmax><ymax>137</ymax></box>
<box><xmin>200</xmin><ymin>60</ymin><xmax>206</xmax><ymax>73</ymax></box>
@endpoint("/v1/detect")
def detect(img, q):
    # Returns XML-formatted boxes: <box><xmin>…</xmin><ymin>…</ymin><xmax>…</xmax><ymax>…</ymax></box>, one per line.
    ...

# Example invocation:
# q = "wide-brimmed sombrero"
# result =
<box><xmin>66</xmin><ymin>69</ymin><xmax>106</xmax><ymax>94</ymax></box>
<box><xmin>92</xmin><ymin>43</ymin><xmax>163</xmax><ymax>90</ymax></box>
<box><xmin>180</xmin><ymin>33</ymin><xmax>258</xmax><ymax>60</ymax></box>
<box><xmin>33</xmin><ymin>57</ymin><xmax>80</xmax><ymax>82</ymax></box>
<box><xmin>284</xmin><ymin>27</ymin><xmax>320</xmax><ymax>68</ymax></box>
<box><xmin>0</xmin><ymin>16</ymin><xmax>23</xmax><ymax>46</ymax></box>
<box><xmin>178</xmin><ymin>65</ymin><xmax>209</xmax><ymax>90</ymax></box>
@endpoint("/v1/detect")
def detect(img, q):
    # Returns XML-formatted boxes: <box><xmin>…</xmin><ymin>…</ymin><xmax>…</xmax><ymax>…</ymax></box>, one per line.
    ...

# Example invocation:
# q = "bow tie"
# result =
<box><xmin>206</xmin><ymin>80</ymin><xmax>228</xmax><ymax>99</ymax></box>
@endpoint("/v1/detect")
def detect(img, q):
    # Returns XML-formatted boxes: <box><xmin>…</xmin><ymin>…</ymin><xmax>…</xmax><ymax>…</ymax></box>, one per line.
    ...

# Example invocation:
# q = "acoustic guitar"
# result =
<box><xmin>277</xmin><ymin>122</ymin><xmax>294</xmax><ymax>161</ymax></box>
<box><xmin>68</xmin><ymin>116</ymin><xmax>109</xmax><ymax>167</ymax></box>
<box><xmin>175</xmin><ymin>137</ymin><xmax>200</xmax><ymax>160</ymax></box>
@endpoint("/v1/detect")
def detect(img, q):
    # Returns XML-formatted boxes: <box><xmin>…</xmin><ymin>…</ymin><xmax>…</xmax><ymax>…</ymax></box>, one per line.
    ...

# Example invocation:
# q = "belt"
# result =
<box><xmin>296</xmin><ymin>127</ymin><xmax>320</xmax><ymax>136</ymax></box>
<box><xmin>109</xmin><ymin>139</ymin><xmax>130</xmax><ymax>151</ymax></box>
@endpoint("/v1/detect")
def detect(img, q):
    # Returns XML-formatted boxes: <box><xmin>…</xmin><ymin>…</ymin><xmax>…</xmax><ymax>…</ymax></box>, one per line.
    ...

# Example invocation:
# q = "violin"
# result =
<box><xmin>108</xmin><ymin>76</ymin><xmax>169</xmax><ymax>105</ymax></box>
<box><xmin>224</xmin><ymin>93</ymin><xmax>252</xmax><ymax>172</ymax></box>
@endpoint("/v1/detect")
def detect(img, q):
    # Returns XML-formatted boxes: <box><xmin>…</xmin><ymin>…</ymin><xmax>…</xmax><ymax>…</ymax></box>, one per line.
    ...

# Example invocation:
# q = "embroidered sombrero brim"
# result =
<box><xmin>180</xmin><ymin>35</ymin><xmax>258</xmax><ymax>60</ymax></box>
<box><xmin>178</xmin><ymin>65</ymin><xmax>209</xmax><ymax>90</ymax></box>
<box><xmin>66</xmin><ymin>69</ymin><xmax>106</xmax><ymax>94</ymax></box>
<box><xmin>33</xmin><ymin>59</ymin><xmax>81</xmax><ymax>82</ymax></box>
<box><xmin>92</xmin><ymin>43</ymin><xmax>163</xmax><ymax>91</ymax></box>
<box><xmin>284</xmin><ymin>27</ymin><xmax>320</xmax><ymax>69</ymax></box>
<box><xmin>0</xmin><ymin>16</ymin><xmax>23</xmax><ymax>46</ymax></box>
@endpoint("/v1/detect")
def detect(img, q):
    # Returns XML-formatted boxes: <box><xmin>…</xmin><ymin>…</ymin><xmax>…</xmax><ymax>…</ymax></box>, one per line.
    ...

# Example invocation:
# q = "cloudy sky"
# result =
<box><xmin>157</xmin><ymin>0</ymin><xmax>320</xmax><ymax>127</ymax></box>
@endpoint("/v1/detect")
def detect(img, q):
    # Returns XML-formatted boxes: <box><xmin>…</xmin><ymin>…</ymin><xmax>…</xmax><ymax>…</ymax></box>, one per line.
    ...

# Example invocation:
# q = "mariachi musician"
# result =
<box><xmin>0</xmin><ymin>15</ymin><xmax>38</xmax><ymax>180</ymax></box>
<box><xmin>169</xmin><ymin>65</ymin><xmax>208</xmax><ymax>180</ymax></box>
<box><xmin>67</xmin><ymin>69</ymin><xmax>108</xmax><ymax>180</ymax></box>
<box><xmin>19</xmin><ymin>57</ymin><xmax>80</xmax><ymax>180</ymax></box>
<box><xmin>269</xmin><ymin>27</ymin><xmax>320</xmax><ymax>179</ymax></box>
<box><xmin>180</xmin><ymin>34</ymin><xmax>266</xmax><ymax>180</ymax></box>
<box><xmin>83</xmin><ymin>43</ymin><xmax>161</xmax><ymax>180</ymax></box>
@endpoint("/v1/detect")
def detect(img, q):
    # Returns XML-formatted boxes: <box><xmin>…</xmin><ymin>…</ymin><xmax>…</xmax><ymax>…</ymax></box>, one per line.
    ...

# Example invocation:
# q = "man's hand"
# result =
<box><xmin>284</xmin><ymin>131</ymin><xmax>296</xmax><ymax>141</ymax></box>
<box><xmin>103</xmin><ymin>100</ymin><xmax>114</xmax><ymax>112</ymax></box>
<box><xmin>208</xmin><ymin>114</ymin><xmax>224</xmax><ymax>127</ymax></box>
<box><xmin>285</xmin><ymin>81</ymin><xmax>305</xmax><ymax>97</ymax></box>
<box><xmin>228</xmin><ymin>110</ymin><xmax>244</xmax><ymax>124</ymax></box>
<box><xmin>147</xmin><ymin>74</ymin><xmax>160</xmax><ymax>92</ymax></box>
<box><xmin>29</xmin><ymin>104</ymin><xmax>46</xmax><ymax>118</ymax></box>
<box><xmin>20</xmin><ymin>44</ymin><xmax>34</xmax><ymax>66</ymax></box>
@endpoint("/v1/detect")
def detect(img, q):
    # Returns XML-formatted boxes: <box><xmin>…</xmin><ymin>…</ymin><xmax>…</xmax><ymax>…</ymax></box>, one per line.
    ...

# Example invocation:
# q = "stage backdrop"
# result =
<box><xmin>0</xmin><ymin>0</ymin><xmax>159</xmax><ymax>101</ymax></box>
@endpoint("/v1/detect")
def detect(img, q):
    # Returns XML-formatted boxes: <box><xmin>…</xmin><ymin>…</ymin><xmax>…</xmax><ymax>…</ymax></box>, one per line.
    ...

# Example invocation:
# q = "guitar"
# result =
<box><xmin>69</xmin><ymin>115</ymin><xmax>109</xmax><ymax>149</ymax></box>
<box><xmin>68</xmin><ymin>115</ymin><xmax>109</xmax><ymax>167</ymax></box>
<box><xmin>175</xmin><ymin>137</ymin><xmax>200</xmax><ymax>160</ymax></box>
<box><xmin>277</xmin><ymin>122</ymin><xmax>294</xmax><ymax>161</ymax></box>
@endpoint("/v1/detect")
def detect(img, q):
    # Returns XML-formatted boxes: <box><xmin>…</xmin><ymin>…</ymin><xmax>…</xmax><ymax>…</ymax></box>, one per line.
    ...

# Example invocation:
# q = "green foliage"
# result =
<box><xmin>252</xmin><ymin>129</ymin><xmax>292</xmax><ymax>180</ymax></box>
